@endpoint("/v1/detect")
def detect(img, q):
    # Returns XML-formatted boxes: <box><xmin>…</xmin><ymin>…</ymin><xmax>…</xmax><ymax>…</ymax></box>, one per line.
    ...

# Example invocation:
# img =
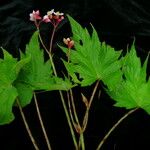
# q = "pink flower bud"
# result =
<box><xmin>63</xmin><ymin>38</ymin><xmax>74</xmax><ymax>49</ymax></box>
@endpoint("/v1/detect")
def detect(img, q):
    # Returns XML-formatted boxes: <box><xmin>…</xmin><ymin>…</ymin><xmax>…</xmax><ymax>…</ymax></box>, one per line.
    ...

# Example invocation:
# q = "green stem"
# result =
<box><xmin>49</xmin><ymin>26</ymin><xmax>56</xmax><ymax>53</ymax></box>
<box><xmin>67</xmin><ymin>92</ymin><xmax>81</xmax><ymax>133</ymax></box>
<box><xmin>78</xmin><ymin>81</ymin><xmax>100</xmax><ymax>149</ymax></box>
<box><xmin>96</xmin><ymin>108</ymin><xmax>138</xmax><ymax>150</ymax></box>
<box><xmin>82</xmin><ymin>81</ymin><xmax>100</xmax><ymax>131</ymax></box>
<box><xmin>33</xmin><ymin>93</ymin><xmax>52</xmax><ymax>150</ymax></box>
<box><xmin>70</xmin><ymin>89</ymin><xmax>81</xmax><ymax>127</ymax></box>
<box><xmin>67</xmin><ymin>92</ymin><xmax>77</xmax><ymax>128</ymax></box>
<box><xmin>66</xmin><ymin>50</ymin><xmax>83</xmax><ymax>149</ymax></box>
<box><xmin>38</xmin><ymin>25</ymin><xmax>78</xmax><ymax>149</ymax></box>
<box><xmin>89</xmin><ymin>81</ymin><xmax>100</xmax><ymax>108</ymax></box>
<box><xmin>59</xmin><ymin>90</ymin><xmax>78</xmax><ymax>149</ymax></box>
<box><xmin>17</xmin><ymin>99</ymin><xmax>40</xmax><ymax>150</ymax></box>
<box><xmin>79</xmin><ymin>133</ymin><xmax>85</xmax><ymax>150</ymax></box>
<box><xmin>38</xmin><ymin>31</ymin><xmax>50</xmax><ymax>55</ymax></box>
<box><xmin>44</xmin><ymin>26</ymin><xmax>78</xmax><ymax>149</ymax></box>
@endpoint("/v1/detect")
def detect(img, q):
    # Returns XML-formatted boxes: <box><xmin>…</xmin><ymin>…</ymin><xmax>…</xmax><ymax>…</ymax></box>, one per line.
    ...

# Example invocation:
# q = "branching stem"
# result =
<box><xmin>38</xmin><ymin>26</ymin><xmax>78</xmax><ymax>149</ymax></box>
<box><xmin>82</xmin><ymin>81</ymin><xmax>100</xmax><ymax>131</ymax></box>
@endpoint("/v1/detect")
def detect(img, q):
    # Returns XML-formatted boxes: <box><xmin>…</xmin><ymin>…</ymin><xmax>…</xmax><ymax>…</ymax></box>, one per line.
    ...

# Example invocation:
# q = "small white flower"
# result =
<box><xmin>47</xmin><ymin>9</ymin><xmax>54</xmax><ymax>16</ymax></box>
<box><xmin>54</xmin><ymin>11</ymin><xmax>64</xmax><ymax>16</ymax></box>
<box><xmin>30</xmin><ymin>13</ymin><xmax>35</xmax><ymax>21</ymax></box>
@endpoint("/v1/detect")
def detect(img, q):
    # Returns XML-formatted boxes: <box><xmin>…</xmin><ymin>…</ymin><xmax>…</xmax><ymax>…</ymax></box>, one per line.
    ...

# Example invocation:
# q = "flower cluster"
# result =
<box><xmin>43</xmin><ymin>9</ymin><xmax>64</xmax><ymax>25</ymax></box>
<box><xmin>29</xmin><ymin>9</ymin><xmax>64</xmax><ymax>28</ymax></box>
<box><xmin>29</xmin><ymin>9</ymin><xmax>74</xmax><ymax>50</ymax></box>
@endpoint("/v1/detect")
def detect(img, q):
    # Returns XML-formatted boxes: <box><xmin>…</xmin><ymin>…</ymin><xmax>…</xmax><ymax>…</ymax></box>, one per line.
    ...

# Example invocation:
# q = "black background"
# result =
<box><xmin>0</xmin><ymin>0</ymin><xmax>150</xmax><ymax>150</ymax></box>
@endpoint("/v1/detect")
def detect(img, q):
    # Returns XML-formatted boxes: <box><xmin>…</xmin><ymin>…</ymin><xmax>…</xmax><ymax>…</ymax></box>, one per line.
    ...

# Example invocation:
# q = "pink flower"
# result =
<box><xmin>57</xmin><ymin>16</ymin><xmax>64</xmax><ymax>23</ymax></box>
<box><xmin>45</xmin><ymin>9</ymin><xmax>64</xmax><ymax>26</ymax></box>
<box><xmin>29</xmin><ymin>10</ymin><xmax>42</xmax><ymax>21</ymax></box>
<box><xmin>29</xmin><ymin>9</ymin><xmax>65</xmax><ymax>27</ymax></box>
<box><xmin>53</xmin><ymin>11</ymin><xmax>64</xmax><ymax>22</ymax></box>
<box><xmin>63</xmin><ymin>38</ymin><xmax>74</xmax><ymax>49</ymax></box>
<box><xmin>43</xmin><ymin>15</ymin><xmax>51</xmax><ymax>23</ymax></box>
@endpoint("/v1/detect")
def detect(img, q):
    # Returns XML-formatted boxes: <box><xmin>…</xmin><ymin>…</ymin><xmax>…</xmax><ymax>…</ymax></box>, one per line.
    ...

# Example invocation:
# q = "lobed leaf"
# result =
<box><xmin>0</xmin><ymin>31</ymin><xmax>73</xmax><ymax>124</ymax></box>
<box><xmin>0</xmin><ymin>49</ymin><xmax>29</xmax><ymax>124</ymax></box>
<box><xmin>0</xmin><ymin>86</ymin><xmax>18</xmax><ymax>125</ymax></box>
<box><xmin>107</xmin><ymin>45</ymin><xmax>150</xmax><ymax>114</ymax></box>
<box><xmin>15</xmin><ymin>31</ymin><xmax>72</xmax><ymax>107</ymax></box>
<box><xmin>61</xmin><ymin>15</ymin><xmax>122</xmax><ymax>88</ymax></box>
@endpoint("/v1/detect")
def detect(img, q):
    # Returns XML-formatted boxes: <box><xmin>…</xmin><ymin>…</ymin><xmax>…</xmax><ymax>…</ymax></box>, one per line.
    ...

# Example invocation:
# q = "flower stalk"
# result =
<box><xmin>96</xmin><ymin>108</ymin><xmax>138</xmax><ymax>150</ymax></box>
<box><xmin>33</xmin><ymin>10</ymin><xmax>78</xmax><ymax>149</ymax></box>
<box><xmin>17</xmin><ymin>99</ymin><xmax>40</xmax><ymax>150</ymax></box>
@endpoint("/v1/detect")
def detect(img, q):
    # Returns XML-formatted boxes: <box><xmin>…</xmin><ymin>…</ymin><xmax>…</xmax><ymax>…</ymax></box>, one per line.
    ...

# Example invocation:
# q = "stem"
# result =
<box><xmin>49</xmin><ymin>26</ymin><xmax>56</xmax><ymax>53</ymax></box>
<box><xmin>82</xmin><ymin>81</ymin><xmax>100</xmax><ymax>131</ymax></box>
<box><xmin>17</xmin><ymin>99</ymin><xmax>40</xmax><ymax>150</ymax></box>
<box><xmin>48</xmin><ymin>27</ymin><xmax>78</xmax><ymax>148</ymax></box>
<box><xmin>78</xmin><ymin>81</ymin><xmax>100</xmax><ymax>149</ymax></box>
<box><xmin>59</xmin><ymin>90</ymin><xmax>78</xmax><ymax>149</ymax></box>
<box><xmin>79</xmin><ymin>133</ymin><xmax>85</xmax><ymax>150</ymax></box>
<box><xmin>66</xmin><ymin>50</ymin><xmax>83</xmax><ymax>149</ymax></box>
<box><xmin>67</xmin><ymin>92</ymin><xmax>81</xmax><ymax>133</ymax></box>
<box><xmin>38</xmin><ymin>31</ymin><xmax>50</xmax><ymax>55</ymax></box>
<box><xmin>67</xmin><ymin>91</ymin><xmax>84</xmax><ymax>150</ymax></box>
<box><xmin>67</xmin><ymin>92</ymin><xmax>77</xmax><ymax>129</ymax></box>
<box><xmin>70</xmin><ymin>90</ymin><xmax>80</xmax><ymax>126</ymax></box>
<box><xmin>89</xmin><ymin>81</ymin><xmax>100</xmax><ymax>108</ymax></box>
<box><xmin>38</xmin><ymin>25</ymin><xmax>78</xmax><ymax>149</ymax></box>
<box><xmin>96</xmin><ymin>108</ymin><xmax>138</xmax><ymax>150</ymax></box>
<box><xmin>33</xmin><ymin>93</ymin><xmax>52</xmax><ymax>150</ymax></box>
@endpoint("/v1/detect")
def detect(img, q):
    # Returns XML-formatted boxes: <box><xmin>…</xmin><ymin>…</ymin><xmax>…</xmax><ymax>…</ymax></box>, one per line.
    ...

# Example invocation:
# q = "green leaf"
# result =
<box><xmin>122</xmin><ymin>44</ymin><xmax>147</xmax><ymax>86</ymax></box>
<box><xmin>15</xmin><ymin>31</ymin><xmax>73</xmax><ymax>107</ymax></box>
<box><xmin>61</xmin><ymin>15</ymin><xmax>122</xmax><ymax>88</ymax></box>
<box><xmin>20</xmin><ymin>31</ymin><xmax>53</xmax><ymax>90</ymax></box>
<box><xmin>14</xmin><ymin>82</ymin><xmax>33</xmax><ymax>107</ymax></box>
<box><xmin>66</xmin><ymin>14</ymin><xmax>85</xmax><ymax>42</ymax></box>
<box><xmin>0</xmin><ymin>49</ymin><xmax>18</xmax><ymax>85</ymax></box>
<box><xmin>14</xmin><ymin>53</ymin><xmax>31</xmax><ymax>75</ymax></box>
<box><xmin>107</xmin><ymin>45</ymin><xmax>150</xmax><ymax>114</ymax></box>
<box><xmin>63</xmin><ymin>60</ymin><xmax>81</xmax><ymax>84</ymax></box>
<box><xmin>19</xmin><ymin>31</ymin><xmax>72</xmax><ymax>90</ymax></box>
<box><xmin>0</xmin><ymin>49</ymin><xmax>22</xmax><ymax>124</ymax></box>
<box><xmin>0</xmin><ymin>86</ymin><xmax>18</xmax><ymax>125</ymax></box>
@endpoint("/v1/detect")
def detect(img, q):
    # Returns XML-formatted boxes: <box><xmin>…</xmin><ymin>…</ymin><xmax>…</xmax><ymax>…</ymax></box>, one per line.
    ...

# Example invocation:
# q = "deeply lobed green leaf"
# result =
<box><xmin>0</xmin><ymin>86</ymin><xmax>18</xmax><ymax>125</ymax></box>
<box><xmin>15</xmin><ymin>31</ymin><xmax>73</xmax><ymax>107</ymax></box>
<box><xmin>0</xmin><ymin>31</ymin><xmax>73</xmax><ymax>125</ymax></box>
<box><xmin>107</xmin><ymin>45</ymin><xmax>150</xmax><ymax>114</ymax></box>
<box><xmin>61</xmin><ymin>15</ymin><xmax>122</xmax><ymax>88</ymax></box>
<box><xmin>0</xmin><ymin>49</ymin><xmax>30</xmax><ymax>124</ymax></box>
